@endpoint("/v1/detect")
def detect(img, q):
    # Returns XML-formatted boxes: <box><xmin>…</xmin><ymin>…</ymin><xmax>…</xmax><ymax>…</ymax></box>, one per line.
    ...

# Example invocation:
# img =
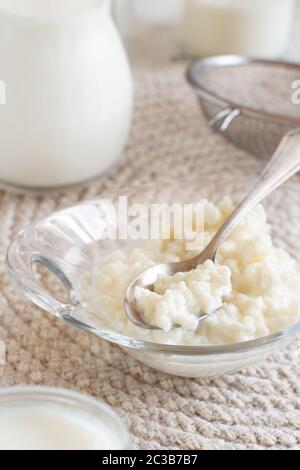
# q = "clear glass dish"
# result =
<box><xmin>0</xmin><ymin>386</ymin><xmax>133</xmax><ymax>450</ymax></box>
<box><xmin>6</xmin><ymin>176</ymin><xmax>300</xmax><ymax>377</ymax></box>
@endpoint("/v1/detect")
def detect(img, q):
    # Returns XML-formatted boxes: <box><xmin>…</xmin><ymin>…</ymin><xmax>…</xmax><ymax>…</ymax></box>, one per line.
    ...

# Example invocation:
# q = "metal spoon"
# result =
<box><xmin>124</xmin><ymin>128</ymin><xmax>300</xmax><ymax>330</ymax></box>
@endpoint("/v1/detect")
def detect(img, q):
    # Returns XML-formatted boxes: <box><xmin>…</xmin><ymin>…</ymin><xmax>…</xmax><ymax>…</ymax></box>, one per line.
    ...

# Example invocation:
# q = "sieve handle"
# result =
<box><xmin>208</xmin><ymin>108</ymin><xmax>241</xmax><ymax>133</ymax></box>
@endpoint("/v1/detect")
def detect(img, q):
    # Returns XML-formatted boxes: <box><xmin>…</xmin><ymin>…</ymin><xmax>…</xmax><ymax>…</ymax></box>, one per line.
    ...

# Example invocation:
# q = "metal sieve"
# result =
<box><xmin>186</xmin><ymin>55</ymin><xmax>300</xmax><ymax>159</ymax></box>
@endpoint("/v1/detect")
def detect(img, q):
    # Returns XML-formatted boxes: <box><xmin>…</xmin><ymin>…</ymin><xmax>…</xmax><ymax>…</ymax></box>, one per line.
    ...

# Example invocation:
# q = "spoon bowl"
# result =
<box><xmin>124</xmin><ymin>259</ymin><xmax>214</xmax><ymax>330</ymax></box>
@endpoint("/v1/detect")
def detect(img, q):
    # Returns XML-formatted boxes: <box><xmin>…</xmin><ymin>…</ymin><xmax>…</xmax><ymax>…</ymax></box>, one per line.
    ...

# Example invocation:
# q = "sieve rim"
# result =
<box><xmin>186</xmin><ymin>55</ymin><xmax>300</xmax><ymax>127</ymax></box>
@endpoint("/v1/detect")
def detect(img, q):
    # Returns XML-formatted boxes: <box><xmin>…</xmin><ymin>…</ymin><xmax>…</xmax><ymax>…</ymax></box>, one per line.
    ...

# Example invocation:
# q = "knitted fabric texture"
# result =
<box><xmin>0</xmin><ymin>65</ymin><xmax>299</xmax><ymax>450</ymax></box>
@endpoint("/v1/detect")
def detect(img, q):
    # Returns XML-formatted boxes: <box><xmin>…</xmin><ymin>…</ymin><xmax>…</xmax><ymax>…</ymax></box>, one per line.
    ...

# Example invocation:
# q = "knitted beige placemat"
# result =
<box><xmin>0</xmin><ymin>64</ymin><xmax>299</xmax><ymax>450</ymax></box>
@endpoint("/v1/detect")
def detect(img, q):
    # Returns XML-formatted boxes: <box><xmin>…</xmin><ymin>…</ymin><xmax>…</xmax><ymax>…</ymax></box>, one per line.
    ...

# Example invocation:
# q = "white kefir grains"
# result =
<box><xmin>87</xmin><ymin>198</ymin><xmax>300</xmax><ymax>346</ymax></box>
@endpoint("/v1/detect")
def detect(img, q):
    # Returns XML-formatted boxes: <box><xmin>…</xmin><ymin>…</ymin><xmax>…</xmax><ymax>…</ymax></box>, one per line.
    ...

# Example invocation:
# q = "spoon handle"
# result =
<box><xmin>198</xmin><ymin>128</ymin><xmax>300</xmax><ymax>262</ymax></box>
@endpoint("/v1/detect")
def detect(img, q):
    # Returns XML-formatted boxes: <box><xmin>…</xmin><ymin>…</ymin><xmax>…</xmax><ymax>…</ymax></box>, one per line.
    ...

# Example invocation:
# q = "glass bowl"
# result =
<box><xmin>0</xmin><ymin>386</ymin><xmax>133</xmax><ymax>450</ymax></box>
<box><xmin>6</xmin><ymin>176</ymin><xmax>300</xmax><ymax>378</ymax></box>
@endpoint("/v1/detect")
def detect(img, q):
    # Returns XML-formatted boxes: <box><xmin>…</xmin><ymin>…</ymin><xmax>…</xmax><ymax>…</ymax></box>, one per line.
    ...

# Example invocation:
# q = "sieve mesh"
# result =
<box><xmin>187</xmin><ymin>56</ymin><xmax>300</xmax><ymax>159</ymax></box>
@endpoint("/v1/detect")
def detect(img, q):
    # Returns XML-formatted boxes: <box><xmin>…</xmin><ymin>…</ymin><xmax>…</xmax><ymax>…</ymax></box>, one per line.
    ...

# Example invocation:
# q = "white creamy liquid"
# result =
<box><xmin>0</xmin><ymin>404</ymin><xmax>118</xmax><ymax>450</ymax></box>
<box><xmin>0</xmin><ymin>0</ymin><xmax>132</xmax><ymax>188</ymax></box>
<box><xmin>182</xmin><ymin>0</ymin><xmax>295</xmax><ymax>58</ymax></box>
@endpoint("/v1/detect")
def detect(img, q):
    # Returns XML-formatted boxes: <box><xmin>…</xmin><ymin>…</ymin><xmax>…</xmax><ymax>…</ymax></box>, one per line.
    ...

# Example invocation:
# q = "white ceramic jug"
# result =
<box><xmin>0</xmin><ymin>0</ymin><xmax>133</xmax><ymax>190</ymax></box>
